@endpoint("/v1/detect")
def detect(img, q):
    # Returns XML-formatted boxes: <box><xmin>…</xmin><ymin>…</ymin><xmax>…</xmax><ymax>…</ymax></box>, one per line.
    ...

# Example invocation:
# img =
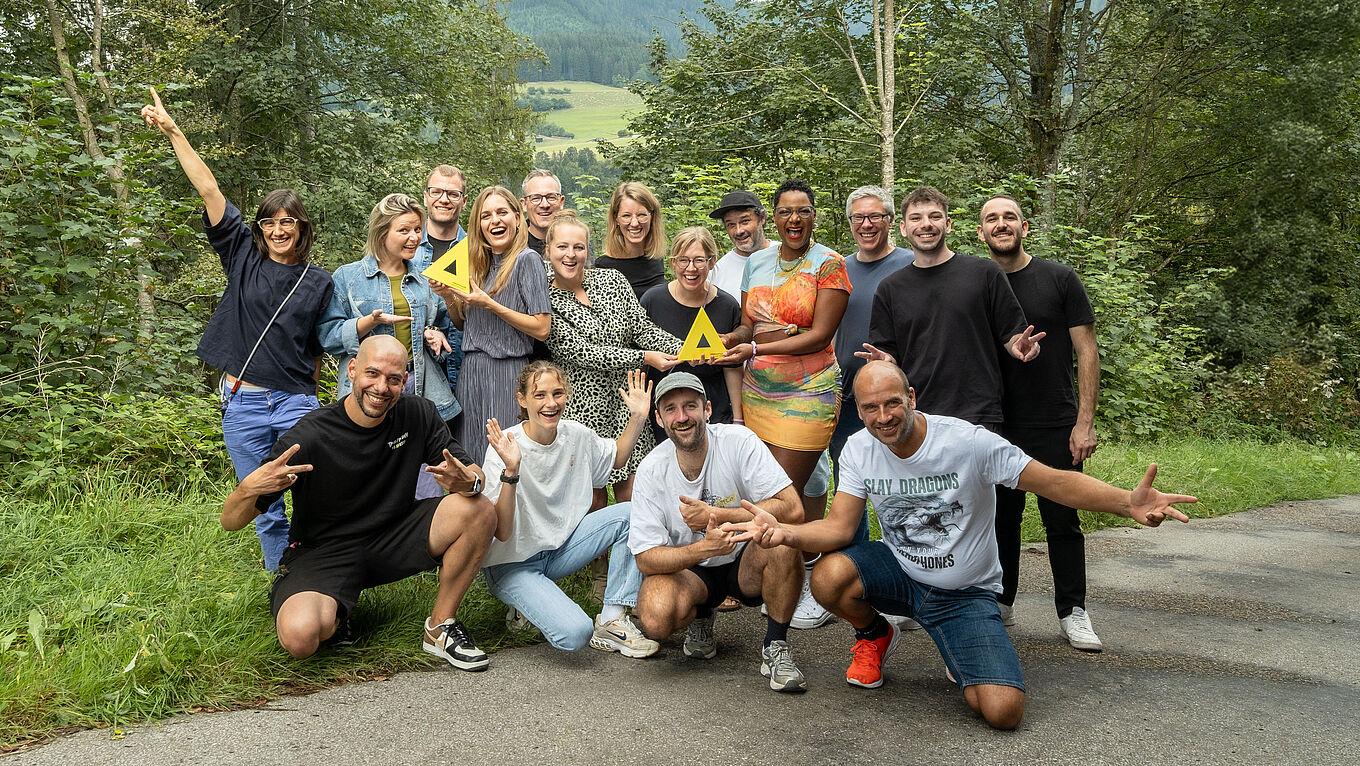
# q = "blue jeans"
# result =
<box><xmin>222</xmin><ymin>385</ymin><xmax>318</xmax><ymax>571</ymax></box>
<box><xmin>835</xmin><ymin>540</ymin><xmax>1025</xmax><ymax>691</ymax></box>
<box><xmin>483</xmin><ymin>503</ymin><xmax>641</xmax><ymax>651</ymax></box>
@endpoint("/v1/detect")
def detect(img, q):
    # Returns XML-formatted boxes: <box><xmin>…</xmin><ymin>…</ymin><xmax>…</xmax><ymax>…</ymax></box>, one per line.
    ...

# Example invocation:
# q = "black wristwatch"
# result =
<box><xmin>500</xmin><ymin>471</ymin><xmax>521</xmax><ymax>485</ymax></box>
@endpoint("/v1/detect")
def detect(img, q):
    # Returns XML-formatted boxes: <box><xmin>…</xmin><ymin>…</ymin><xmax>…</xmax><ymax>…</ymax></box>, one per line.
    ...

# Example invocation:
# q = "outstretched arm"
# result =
<box><xmin>1016</xmin><ymin>462</ymin><xmax>1195</xmax><ymax>526</ymax></box>
<box><xmin>140</xmin><ymin>88</ymin><xmax>226</xmax><ymax>226</ymax></box>
<box><xmin>728</xmin><ymin>491</ymin><xmax>867</xmax><ymax>553</ymax></box>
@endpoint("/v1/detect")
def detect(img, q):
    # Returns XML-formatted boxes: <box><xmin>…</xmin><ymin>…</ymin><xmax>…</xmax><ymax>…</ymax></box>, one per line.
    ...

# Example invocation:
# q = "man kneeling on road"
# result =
<box><xmin>629</xmin><ymin>373</ymin><xmax>809</xmax><ymax>692</ymax></box>
<box><xmin>222</xmin><ymin>335</ymin><xmax>498</xmax><ymax>670</ymax></box>
<box><xmin>732</xmin><ymin>361</ymin><xmax>1196</xmax><ymax>726</ymax></box>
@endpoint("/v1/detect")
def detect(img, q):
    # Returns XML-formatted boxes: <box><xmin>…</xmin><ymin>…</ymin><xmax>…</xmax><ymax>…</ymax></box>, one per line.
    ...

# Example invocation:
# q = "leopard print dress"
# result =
<box><xmin>547</xmin><ymin>267</ymin><xmax>682</xmax><ymax>484</ymax></box>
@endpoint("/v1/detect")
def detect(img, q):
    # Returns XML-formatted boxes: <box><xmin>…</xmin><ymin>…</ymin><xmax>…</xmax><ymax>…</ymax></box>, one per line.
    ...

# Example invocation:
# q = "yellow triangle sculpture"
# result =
<box><xmin>676</xmin><ymin>306</ymin><xmax>728</xmax><ymax>362</ymax></box>
<box><xmin>422</xmin><ymin>237</ymin><xmax>471</xmax><ymax>293</ymax></box>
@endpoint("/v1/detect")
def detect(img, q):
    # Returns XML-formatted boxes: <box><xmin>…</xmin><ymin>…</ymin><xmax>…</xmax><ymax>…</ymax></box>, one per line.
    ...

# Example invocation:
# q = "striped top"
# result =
<box><xmin>463</xmin><ymin>247</ymin><xmax>552</xmax><ymax>358</ymax></box>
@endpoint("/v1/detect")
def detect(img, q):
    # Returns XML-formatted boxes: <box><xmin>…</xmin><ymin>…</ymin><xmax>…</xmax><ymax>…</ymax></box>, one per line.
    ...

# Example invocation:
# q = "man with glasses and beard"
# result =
<box><xmin>221</xmin><ymin>335</ymin><xmax>496</xmax><ymax>671</ymax></box>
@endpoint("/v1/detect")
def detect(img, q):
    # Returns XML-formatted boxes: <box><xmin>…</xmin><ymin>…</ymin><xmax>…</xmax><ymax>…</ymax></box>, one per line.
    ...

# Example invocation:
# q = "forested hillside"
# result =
<box><xmin>507</xmin><ymin>0</ymin><xmax>714</xmax><ymax>83</ymax></box>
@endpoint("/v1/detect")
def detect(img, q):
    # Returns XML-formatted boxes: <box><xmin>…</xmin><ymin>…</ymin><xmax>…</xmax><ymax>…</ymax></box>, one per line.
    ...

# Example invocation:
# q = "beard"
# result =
<box><xmin>355</xmin><ymin>387</ymin><xmax>398</xmax><ymax>418</ymax></box>
<box><xmin>984</xmin><ymin>234</ymin><xmax>1023</xmax><ymax>259</ymax></box>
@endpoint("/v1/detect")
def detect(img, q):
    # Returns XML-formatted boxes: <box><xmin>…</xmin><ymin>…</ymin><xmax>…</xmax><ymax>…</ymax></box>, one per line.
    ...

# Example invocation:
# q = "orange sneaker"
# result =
<box><xmin>845</xmin><ymin>622</ymin><xmax>901</xmax><ymax>689</ymax></box>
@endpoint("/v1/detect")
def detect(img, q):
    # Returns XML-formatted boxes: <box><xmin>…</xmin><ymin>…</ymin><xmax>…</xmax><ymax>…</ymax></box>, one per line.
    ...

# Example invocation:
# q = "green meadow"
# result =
<box><xmin>524</xmin><ymin>80</ymin><xmax>642</xmax><ymax>153</ymax></box>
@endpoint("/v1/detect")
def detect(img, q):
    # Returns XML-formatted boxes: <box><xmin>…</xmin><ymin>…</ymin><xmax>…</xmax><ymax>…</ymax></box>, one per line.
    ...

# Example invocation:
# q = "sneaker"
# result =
<box><xmin>1059</xmin><ymin>607</ymin><xmax>1104</xmax><ymax>652</ymax></box>
<box><xmin>505</xmin><ymin>606</ymin><xmax>539</xmax><ymax>634</ymax></box>
<box><xmin>790</xmin><ymin>577</ymin><xmax>834</xmax><ymax>629</ymax></box>
<box><xmin>883</xmin><ymin>613</ymin><xmax>922</xmax><ymax>631</ymax></box>
<box><xmin>324</xmin><ymin>617</ymin><xmax>357</xmax><ymax>648</ymax></box>
<box><xmin>590</xmin><ymin>613</ymin><xmax>660</xmax><ymax>659</ymax></box>
<box><xmin>846</xmin><ymin>622</ymin><xmax>901</xmax><ymax>689</ymax></box>
<box><xmin>683</xmin><ymin>615</ymin><xmax>717</xmax><ymax>660</ymax></box>
<box><xmin>998</xmin><ymin>602</ymin><xmax>1017</xmax><ymax>627</ymax></box>
<box><xmin>760</xmin><ymin>640</ymin><xmax>807</xmax><ymax>693</ymax></box>
<box><xmin>422</xmin><ymin>617</ymin><xmax>489</xmax><ymax>671</ymax></box>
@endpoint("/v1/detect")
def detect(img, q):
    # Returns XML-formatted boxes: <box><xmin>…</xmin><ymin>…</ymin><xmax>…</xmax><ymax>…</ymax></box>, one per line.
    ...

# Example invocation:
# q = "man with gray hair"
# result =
<box><xmin>521</xmin><ymin>168</ymin><xmax>566</xmax><ymax>257</ymax></box>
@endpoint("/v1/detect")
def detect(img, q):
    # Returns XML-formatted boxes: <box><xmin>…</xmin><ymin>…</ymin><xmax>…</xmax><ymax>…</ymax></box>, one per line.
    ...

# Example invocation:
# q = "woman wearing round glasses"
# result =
<box><xmin>141</xmin><ymin>89</ymin><xmax>334</xmax><ymax>571</ymax></box>
<box><xmin>594</xmin><ymin>182</ymin><xmax>668</xmax><ymax>300</ymax></box>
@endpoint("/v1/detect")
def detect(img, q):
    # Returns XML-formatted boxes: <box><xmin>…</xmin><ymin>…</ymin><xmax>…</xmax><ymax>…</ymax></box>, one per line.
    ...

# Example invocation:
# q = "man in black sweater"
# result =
<box><xmin>222</xmin><ymin>335</ymin><xmax>498</xmax><ymax>670</ymax></box>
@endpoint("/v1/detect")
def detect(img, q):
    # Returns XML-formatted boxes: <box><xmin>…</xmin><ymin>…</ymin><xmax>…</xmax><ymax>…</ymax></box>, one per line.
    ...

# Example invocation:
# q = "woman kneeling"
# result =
<box><xmin>480</xmin><ymin>361</ymin><xmax>658</xmax><ymax>657</ymax></box>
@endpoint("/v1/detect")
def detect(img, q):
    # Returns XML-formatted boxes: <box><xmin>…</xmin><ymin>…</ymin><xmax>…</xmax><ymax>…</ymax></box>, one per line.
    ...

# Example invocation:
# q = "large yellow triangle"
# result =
<box><xmin>422</xmin><ymin>237</ymin><xmax>471</xmax><ymax>293</ymax></box>
<box><xmin>676</xmin><ymin>306</ymin><xmax>728</xmax><ymax>362</ymax></box>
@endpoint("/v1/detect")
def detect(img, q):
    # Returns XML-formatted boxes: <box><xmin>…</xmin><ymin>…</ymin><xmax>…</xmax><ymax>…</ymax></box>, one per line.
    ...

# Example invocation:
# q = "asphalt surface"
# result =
<box><xmin>8</xmin><ymin>498</ymin><xmax>1360</xmax><ymax>765</ymax></box>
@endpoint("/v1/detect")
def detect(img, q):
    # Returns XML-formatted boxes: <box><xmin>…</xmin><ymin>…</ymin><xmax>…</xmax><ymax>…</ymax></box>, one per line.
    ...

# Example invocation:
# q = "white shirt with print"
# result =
<box><xmin>837</xmin><ymin>414</ymin><xmax>1031</xmax><ymax>591</ymax></box>
<box><xmin>629</xmin><ymin>423</ymin><xmax>791</xmax><ymax>567</ymax></box>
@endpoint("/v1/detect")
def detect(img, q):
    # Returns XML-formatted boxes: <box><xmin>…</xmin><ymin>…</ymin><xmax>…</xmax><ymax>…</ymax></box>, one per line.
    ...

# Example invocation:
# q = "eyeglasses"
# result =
<box><xmin>617</xmin><ymin>212</ymin><xmax>652</xmax><ymax>224</ymax></box>
<box><xmin>774</xmin><ymin>207</ymin><xmax>815</xmax><ymax>220</ymax></box>
<box><xmin>258</xmin><ymin>217</ymin><xmax>301</xmax><ymax>231</ymax></box>
<box><xmin>849</xmin><ymin>212</ymin><xmax>893</xmax><ymax>225</ymax></box>
<box><xmin>524</xmin><ymin>193</ymin><xmax>563</xmax><ymax>205</ymax></box>
<box><xmin>670</xmin><ymin>257</ymin><xmax>710</xmax><ymax>270</ymax></box>
<box><xmin>426</xmin><ymin>187</ymin><xmax>465</xmax><ymax>201</ymax></box>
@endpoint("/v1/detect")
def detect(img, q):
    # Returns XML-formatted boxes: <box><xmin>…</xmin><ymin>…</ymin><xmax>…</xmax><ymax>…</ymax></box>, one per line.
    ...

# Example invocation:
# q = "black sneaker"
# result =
<box><xmin>324</xmin><ymin>617</ymin><xmax>357</xmax><ymax>648</ymax></box>
<box><xmin>422</xmin><ymin>617</ymin><xmax>489</xmax><ymax>671</ymax></box>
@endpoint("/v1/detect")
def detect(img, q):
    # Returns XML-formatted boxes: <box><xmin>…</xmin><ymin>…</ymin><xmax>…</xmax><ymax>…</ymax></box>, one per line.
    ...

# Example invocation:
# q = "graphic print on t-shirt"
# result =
<box><xmin>874</xmin><ymin>478</ymin><xmax>964</xmax><ymax>570</ymax></box>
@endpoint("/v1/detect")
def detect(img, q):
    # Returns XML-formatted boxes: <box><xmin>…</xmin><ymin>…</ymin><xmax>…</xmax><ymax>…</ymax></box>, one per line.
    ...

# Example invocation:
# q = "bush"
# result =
<box><xmin>1199</xmin><ymin>355</ymin><xmax>1360</xmax><ymax>445</ymax></box>
<box><xmin>537</xmin><ymin>122</ymin><xmax>575</xmax><ymax>139</ymax></box>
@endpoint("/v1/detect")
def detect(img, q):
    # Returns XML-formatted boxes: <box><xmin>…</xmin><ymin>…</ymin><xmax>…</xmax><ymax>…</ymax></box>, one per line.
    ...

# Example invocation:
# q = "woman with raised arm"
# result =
<box><xmin>480</xmin><ymin>362</ymin><xmax>658</xmax><ymax>657</ymax></box>
<box><xmin>430</xmin><ymin>186</ymin><xmax>551</xmax><ymax>464</ymax></box>
<box><xmin>318</xmin><ymin>193</ymin><xmax>460</xmax><ymax>427</ymax></box>
<box><xmin>141</xmin><ymin>88</ymin><xmax>334</xmax><ymax>572</ymax></box>
<box><xmin>716</xmin><ymin>178</ymin><xmax>852</xmax><ymax>630</ymax></box>
<box><xmin>594</xmin><ymin>181</ymin><xmax>668</xmax><ymax>300</ymax></box>
<box><xmin>542</xmin><ymin>210</ymin><xmax>681</xmax><ymax>507</ymax></box>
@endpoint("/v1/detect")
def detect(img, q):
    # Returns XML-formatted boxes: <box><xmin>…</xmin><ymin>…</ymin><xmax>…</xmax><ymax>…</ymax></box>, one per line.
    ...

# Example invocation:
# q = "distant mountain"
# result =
<box><xmin>506</xmin><ymin>0</ymin><xmax>720</xmax><ymax>85</ymax></box>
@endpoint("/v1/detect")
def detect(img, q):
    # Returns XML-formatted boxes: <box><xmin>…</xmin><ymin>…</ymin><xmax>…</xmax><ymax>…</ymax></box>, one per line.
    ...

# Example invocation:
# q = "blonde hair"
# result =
<box><xmin>604</xmin><ymin>181</ymin><xmax>666</xmax><ymax>261</ymax></box>
<box><xmin>668</xmin><ymin>226</ymin><xmax>719</xmax><ymax>264</ymax></box>
<box><xmin>544</xmin><ymin>209</ymin><xmax>591</xmax><ymax>250</ymax></box>
<box><xmin>465</xmin><ymin>186</ymin><xmax>530</xmax><ymax>301</ymax></box>
<box><xmin>365</xmin><ymin>193</ymin><xmax>425</xmax><ymax>262</ymax></box>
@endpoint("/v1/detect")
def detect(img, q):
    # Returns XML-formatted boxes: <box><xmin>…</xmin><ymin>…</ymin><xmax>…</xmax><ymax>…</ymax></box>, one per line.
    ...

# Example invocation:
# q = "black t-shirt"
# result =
<box><xmin>196</xmin><ymin>201</ymin><xmax>334</xmax><ymax>394</ymax></box>
<box><xmin>527</xmin><ymin>230</ymin><xmax>546</xmax><ymax>260</ymax></box>
<box><xmin>594</xmin><ymin>256</ymin><xmax>666</xmax><ymax>300</ymax></box>
<box><xmin>868</xmin><ymin>253</ymin><xmax>1027</xmax><ymax>425</ymax></box>
<box><xmin>256</xmin><ymin>396</ymin><xmax>471</xmax><ymax>545</ymax></box>
<box><xmin>999</xmin><ymin>257</ymin><xmax>1095</xmax><ymax>427</ymax></box>
<box><xmin>639</xmin><ymin>284</ymin><xmax>742</xmax><ymax>441</ymax></box>
<box><xmin>427</xmin><ymin>235</ymin><xmax>456</xmax><ymax>260</ymax></box>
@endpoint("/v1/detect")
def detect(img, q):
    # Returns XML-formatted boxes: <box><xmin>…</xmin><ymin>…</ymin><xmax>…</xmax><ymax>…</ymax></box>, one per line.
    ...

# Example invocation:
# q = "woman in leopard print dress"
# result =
<box><xmin>542</xmin><ymin>210</ymin><xmax>681</xmax><ymax>507</ymax></box>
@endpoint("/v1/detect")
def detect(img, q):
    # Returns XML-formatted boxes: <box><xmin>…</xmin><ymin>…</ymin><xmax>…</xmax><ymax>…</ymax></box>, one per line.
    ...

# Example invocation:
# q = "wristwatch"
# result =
<box><xmin>500</xmin><ymin>471</ymin><xmax>521</xmax><ymax>485</ymax></box>
<box><xmin>459</xmin><ymin>475</ymin><xmax>483</xmax><ymax>497</ymax></box>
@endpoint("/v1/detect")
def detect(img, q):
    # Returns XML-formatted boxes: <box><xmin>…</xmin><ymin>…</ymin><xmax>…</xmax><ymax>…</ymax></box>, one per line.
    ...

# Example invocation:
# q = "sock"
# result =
<box><xmin>696</xmin><ymin>606</ymin><xmax>715</xmax><ymax>620</ymax></box>
<box><xmin>598</xmin><ymin>604</ymin><xmax>625</xmax><ymax>623</ymax></box>
<box><xmin>854</xmin><ymin>615</ymin><xmax>890</xmax><ymax>641</ymax></box>
<box><xmin>764</xmin><ymin>617</ymin><xmax>791</xmax><ymax>647</ymax></box>
<box><xmin>803</xmin><ymin>553</ymin><xmax>821</xmax><ymax>570</ymax></box>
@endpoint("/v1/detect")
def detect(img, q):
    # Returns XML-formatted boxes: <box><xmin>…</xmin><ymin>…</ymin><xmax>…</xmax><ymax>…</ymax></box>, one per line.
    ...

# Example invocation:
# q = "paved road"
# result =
<box><xmin>8</xmin><ymin>498</ymin><xmax>1360</xmax><ymax>765</ymax></box>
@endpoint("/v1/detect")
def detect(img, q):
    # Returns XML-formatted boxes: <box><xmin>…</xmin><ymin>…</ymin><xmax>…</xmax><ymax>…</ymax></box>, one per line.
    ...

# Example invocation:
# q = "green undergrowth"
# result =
<box><xmin>3</xmin><ymin>437</ymin><xmax>1358</xmax><ymax>749</ymax></box>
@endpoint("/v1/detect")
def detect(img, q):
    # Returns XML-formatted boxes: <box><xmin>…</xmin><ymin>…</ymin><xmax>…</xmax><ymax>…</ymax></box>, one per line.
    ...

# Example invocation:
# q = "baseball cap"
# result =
<box><xmin>654</xmin><ymin>372</ymin><xmax>707</xmax><ymax>403</ymax></box>
<box><xmin>709</xmin><ymin>190</ymin><xmax>764</xmax><ymax>220</ymax></box>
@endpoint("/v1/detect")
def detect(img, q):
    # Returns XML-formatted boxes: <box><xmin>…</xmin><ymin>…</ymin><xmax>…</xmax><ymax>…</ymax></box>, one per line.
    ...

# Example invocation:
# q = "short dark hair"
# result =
<box><xmin>252</xmin><ymin>189</ymin><xmax>316</xmax><ymax>259</ymax></box>
<box><xmin>982</xmin><ymin>193</ymin><xmax>1026</xmax><ymax>221</ymax></box>
<box><xmin>772</xmin><ymin>178</ymin><xmax>816</xmax><ymax>210</ymax></box>
<box><xmin>901</xmin><ymin>185</ymin><xmax>949</xmax><ymax>216</ymax></box>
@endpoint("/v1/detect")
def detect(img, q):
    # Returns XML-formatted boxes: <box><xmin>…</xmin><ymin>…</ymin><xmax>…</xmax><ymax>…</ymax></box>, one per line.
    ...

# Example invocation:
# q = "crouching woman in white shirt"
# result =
<box><xmin>480</xmin><ymin>360</ymin><xmax>658</xmax><ymax>657</ymax></box>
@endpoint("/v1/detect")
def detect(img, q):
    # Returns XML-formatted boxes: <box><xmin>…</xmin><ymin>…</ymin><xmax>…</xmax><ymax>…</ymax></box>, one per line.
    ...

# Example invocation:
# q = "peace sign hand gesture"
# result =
<box><xmin>241</xmin><ymin>443</ymin><xmax>313</xmax><ymax>496</ymax></box>
<box><xmin>424</xmin><ymin>449</ymin><xmax>482</xmax><ymax>495</ymax></box>
<box><xmin>1007</xmin><ymin>325</ymin><xmax>1046</xmax><ymax>362</ymax></box>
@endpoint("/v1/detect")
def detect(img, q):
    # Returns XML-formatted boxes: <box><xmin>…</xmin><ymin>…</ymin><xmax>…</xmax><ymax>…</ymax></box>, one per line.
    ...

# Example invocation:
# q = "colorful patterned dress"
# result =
<box><xmin>740</xmin><ymin>242</ymin><xmax>852</xmax><ymax>451</ymax></box>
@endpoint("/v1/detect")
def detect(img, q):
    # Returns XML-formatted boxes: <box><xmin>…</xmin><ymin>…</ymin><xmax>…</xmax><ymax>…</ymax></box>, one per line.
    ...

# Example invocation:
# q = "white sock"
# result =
<box><xmin>598</xmin><ymin>604</ymin><xmax>625</xmax><ymax>622</ymax></box>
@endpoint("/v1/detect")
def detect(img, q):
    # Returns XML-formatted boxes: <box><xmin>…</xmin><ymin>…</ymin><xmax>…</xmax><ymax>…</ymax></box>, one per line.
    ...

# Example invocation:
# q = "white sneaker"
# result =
<box><xmin>590</xmin><ymin>612</ymin><xmax>660</xmax><ymax>658</ymax></box>
<box><xmin>998</xmin><ymin>602</ymin><xmax>1017</xmax><ymax>627</ymax></box>
<box><xmin>1059</xmin><ymin>607</ymin><xmax>1104</xmax><ymax>652</ymax></box>
<box><xmin>883</xmin><ymin>613</ymin><xmax>922</xmax><ymax>631</ymax></box>
<box><xmin>505</xmin><ymin>606</ymin><xmax>538</xmax><ymax>634</ymax></box>
<box><xmin>790</xmin><ymin>576</ymin><xmax>833</xmax><ymax>629</ymax></box>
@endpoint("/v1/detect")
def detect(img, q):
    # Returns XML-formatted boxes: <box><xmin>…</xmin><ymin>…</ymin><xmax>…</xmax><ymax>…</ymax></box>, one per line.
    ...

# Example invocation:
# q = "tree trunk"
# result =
<box><xmin>878</xmin><ymin>0</ymin><xmax>896</xmax><ymax>193</ymax></box>
<box><xmin>44</xmin><ymin>0</ymin><xmax>156</xmax><ymax>338</ymax></box>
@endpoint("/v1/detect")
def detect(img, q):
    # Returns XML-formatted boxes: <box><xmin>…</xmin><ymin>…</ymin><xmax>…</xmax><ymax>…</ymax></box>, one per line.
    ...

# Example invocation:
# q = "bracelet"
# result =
<box><xmin>749</xmin><ymin>341</ymin><xmax>758</xmax><ymax>357</ymax></box>
<box><xmin>500</xmin><ymin>471</ymin><xmax>520</xmax><ymax>485</ymax></box>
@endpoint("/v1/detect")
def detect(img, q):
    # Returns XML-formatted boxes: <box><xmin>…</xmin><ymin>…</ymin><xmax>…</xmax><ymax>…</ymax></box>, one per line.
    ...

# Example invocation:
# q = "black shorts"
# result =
<box><xmin>270</xmin><ymin>497</ymin><xmax>444</xmax><ymax>618</ymax></box>
<box><xmin>689</xmin><ymin>542</ymin><xmax>764</xmax><ymax>612</ymax></box>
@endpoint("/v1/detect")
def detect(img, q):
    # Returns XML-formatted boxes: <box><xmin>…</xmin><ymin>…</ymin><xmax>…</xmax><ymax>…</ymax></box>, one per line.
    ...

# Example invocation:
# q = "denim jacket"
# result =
<box><xmin>318</xmin><ymin>255</ymin><xmax>463</xmax><ymax>420</ymax></box>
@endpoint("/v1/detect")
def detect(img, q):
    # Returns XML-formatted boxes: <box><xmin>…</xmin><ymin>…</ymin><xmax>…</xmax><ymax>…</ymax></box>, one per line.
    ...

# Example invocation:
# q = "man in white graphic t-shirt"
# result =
<box><xmin>630</xmin><ymin>372</ymin><xmax>809</xmax><ymax>692</ymax></box>
<box><xmin>732</xmin><ymin>361</ymin><xmax>1196</xmax><ymax>728</ymax></box>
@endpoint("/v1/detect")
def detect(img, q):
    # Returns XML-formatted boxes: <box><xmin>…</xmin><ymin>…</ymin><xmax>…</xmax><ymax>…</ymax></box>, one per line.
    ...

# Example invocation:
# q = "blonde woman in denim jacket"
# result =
<box><xmin>320</xmin><ymin>194</ymin><xmax>461</xmax><ymax>431</ymax></box>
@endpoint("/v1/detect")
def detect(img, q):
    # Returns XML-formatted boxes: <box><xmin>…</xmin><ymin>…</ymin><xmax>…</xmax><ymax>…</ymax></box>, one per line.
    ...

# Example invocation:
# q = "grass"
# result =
<box><xmin>522</xmin><ymin>80</ymin><xmax>641</xmax><ymax>153</ymax></box>
<box><xmin>3</xmin><ymin>437</ymin><xmax>1358</xmax><ymax>750</ymax></box>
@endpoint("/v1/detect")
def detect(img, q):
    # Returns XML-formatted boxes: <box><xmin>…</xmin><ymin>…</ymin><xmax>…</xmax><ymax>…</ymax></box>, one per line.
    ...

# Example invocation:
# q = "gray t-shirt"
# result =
<box><xmin>837</xmin><ymin>413</ymin><xmax>1031</xmax><ymax>591</ymax></box>
<box><xmin>481</xmin><ymin>419</ymin><xmax>616</xmax><ymax>567</ymax></box>
<box><xmin>629</xmin><ymin>424</ymin><xmax>791</xmax><ymax>566</ymax></box>
<box><xmin>834</xmin><ymin>246</ymin><xmax>914</xmax><ymax>393</ymax></box>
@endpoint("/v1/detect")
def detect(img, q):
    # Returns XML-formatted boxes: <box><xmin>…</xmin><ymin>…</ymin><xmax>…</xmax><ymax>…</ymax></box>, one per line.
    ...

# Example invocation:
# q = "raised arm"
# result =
<box><xmin>140</xmin><ymin>88</ymin><xmax>226</xmax><ymax>226</ymax></box>
<box><xmin>612</xmin><ymin>369</ymin><xmax>653</xmax><ymax>469</ymax></box>
<box><xmin>221</xmin><ymin>444</ymin><xmax>312</xmax><ymax>531</ymax></box>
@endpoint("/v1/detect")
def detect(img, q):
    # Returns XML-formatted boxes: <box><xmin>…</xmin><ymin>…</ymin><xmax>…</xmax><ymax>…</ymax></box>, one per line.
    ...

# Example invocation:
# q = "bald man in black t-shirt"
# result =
<box><xmin>222</xmin><ymin>336</ymin><xmax>498</xmax><ymax>670</ymax></box>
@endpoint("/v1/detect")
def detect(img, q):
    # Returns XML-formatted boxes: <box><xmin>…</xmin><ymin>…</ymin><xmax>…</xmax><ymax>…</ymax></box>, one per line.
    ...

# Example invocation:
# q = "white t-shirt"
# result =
<box><xmin>709</xmin><ymin>249</ymin><xmax>749</xmax><ymax>303</ymax></box>
<box><xmin>837</xmin><ymin>414</ymin><xmax>1032</xmax><ymax>591</ymax></box>
<box><xmin>629</xmin><ymin>423</ymin><xmax>791</xmax><ymax>567</ymax></box>
<box><xmin>482</xmin><ymin>419</ymin><xmax>616</xmax><ymax>567</ymax></box>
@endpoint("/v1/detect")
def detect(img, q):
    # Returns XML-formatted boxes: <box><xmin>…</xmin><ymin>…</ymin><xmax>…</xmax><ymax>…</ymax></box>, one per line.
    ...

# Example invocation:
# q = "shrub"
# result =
<box><xmin>1200</xmin><ymin>355</ymin><xmax>1360</xmax><ymax>445</ymax></box>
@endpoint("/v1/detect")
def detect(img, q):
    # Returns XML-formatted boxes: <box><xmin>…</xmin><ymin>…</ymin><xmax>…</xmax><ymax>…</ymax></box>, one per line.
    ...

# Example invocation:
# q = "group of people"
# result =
<box><xmin>143</xmin><ymin>89</ymin><xmax>1196</xmax><ymax>730</ymax></box>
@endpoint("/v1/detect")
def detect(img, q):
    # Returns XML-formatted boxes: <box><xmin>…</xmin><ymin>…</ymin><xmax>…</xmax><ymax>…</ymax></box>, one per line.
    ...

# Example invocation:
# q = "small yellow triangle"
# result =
<box><xmin>676</xmin><ymin>306</ymin><xmax>728</xmax><ymax>362</ymax></box>
<box><xmin>422</xmin><ymin>237</ymin><xmax>471</xmax><ymax>293</ymax></box>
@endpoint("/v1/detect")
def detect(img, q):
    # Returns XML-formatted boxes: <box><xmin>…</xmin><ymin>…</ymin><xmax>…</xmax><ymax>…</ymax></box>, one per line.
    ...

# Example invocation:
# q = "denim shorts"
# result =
<box><xmin>837</xmin><ymin>540</ymin><xmax>1025</xmax><ymax>691</ymax></box>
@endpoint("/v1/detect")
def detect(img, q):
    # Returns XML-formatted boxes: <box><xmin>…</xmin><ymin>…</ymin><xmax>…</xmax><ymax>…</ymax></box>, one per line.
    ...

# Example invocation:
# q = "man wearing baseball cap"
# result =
<box><xmin>629</xmin><ymin>372</ymin><xmax>810</xmax><ymax>692</ymax></box>
<box><xmin>708</xmin><ymin>190</ymin><xmax>771</xmax><ymax>301</ymax></box>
